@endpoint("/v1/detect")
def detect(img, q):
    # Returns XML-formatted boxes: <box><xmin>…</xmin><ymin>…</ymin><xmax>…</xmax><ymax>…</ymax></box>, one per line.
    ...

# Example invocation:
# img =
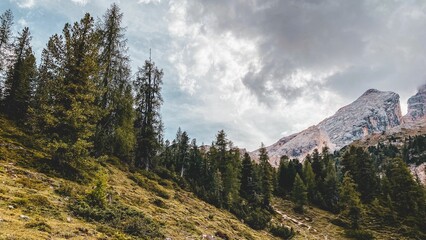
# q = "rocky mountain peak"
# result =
<box><xmin>404</xmin><ymin>85</ymin><xmax>426</xmax><ymax>123</ymax></box>
<box><xmin>251</xmin><ymin>89</ymin><xmax>402</xmax><ymax>167</ymax></box>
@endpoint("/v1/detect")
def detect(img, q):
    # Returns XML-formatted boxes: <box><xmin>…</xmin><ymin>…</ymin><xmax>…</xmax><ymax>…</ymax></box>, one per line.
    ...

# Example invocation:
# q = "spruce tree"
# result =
<box><xmin>303</xmin><ymin>159</ymin><xmax>316</xmax><ymax>203</ymax></box>
<box><xmin>292</xmin><ymin>173</ymin><xmax>307</xmax><ymax>213</ymax></box>
<box><xmin>0</xmin><ymin>9</ymin><xmax>14</xmax><ymax>99</ymax></box>
<box><xmin>2</xmin><ymin>27</ymin><xmax>36</xmax><ymax>122</ymax></box>
<box><xmin>240</xmin><ymin>152</ymin><xmax>256</xmax><ymax>203</ymax></box>
<box><xmin>37</xmin><ymin>14</ymin><xmax>102</xmax><ymax>178</ymax></box>
<box><xmin>339</xmin><ymin>172</ymin><xmax>363</xmax><ymax>229</ymax></box>
<box><xmin>259</xmin><ymin>143</ymin><xmax>272</xmax><ymax>206</ymax></box>
<box><xmin>134</xmin><ymin>58</ymin><xmax>163</xmax><ymax>170</ymax></box>
<box><xmin>95</xmin><ymin>3</ymin><xmax>135</xmax><ymax>160</ymax></box>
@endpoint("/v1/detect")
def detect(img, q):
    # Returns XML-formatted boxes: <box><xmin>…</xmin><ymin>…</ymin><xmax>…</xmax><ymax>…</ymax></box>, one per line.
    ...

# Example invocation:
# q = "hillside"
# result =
<box><xmin>0</xmin><ymin>115</ymin><xmax>356</xmax><ymax>239</ymax></box>
<box><xmin>0</xmin><ymin>115</ymin><xmax>279</xmax><ymax>239</ymax></box>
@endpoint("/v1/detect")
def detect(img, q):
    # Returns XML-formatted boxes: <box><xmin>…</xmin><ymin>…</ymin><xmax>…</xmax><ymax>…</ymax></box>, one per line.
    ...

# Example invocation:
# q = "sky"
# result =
<box><xmin>1</xmin><ymin>0</ymin><xmax>426</xmax><ymax>150</ymax></box>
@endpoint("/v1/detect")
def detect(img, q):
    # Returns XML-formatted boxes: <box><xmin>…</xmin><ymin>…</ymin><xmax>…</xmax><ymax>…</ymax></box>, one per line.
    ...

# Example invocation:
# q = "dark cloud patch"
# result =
<box><xmin>182</xmin><ymin>0</ymin><xmax>426</xmax><ymax>106</ymax></box>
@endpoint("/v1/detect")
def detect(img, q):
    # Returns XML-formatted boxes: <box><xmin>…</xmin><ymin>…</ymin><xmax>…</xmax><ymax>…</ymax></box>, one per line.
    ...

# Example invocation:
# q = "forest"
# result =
<box><xmin>0</xmin><ymin>4</ymin><xmax>425</xmax><ymax>239</ymax></box>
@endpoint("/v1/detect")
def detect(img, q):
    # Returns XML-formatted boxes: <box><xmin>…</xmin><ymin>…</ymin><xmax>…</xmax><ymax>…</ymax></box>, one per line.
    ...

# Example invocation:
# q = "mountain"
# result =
<box><xmin>252</xmin><ymin>89</ymin><xmax>403</xmax><ymax>166</ymax></box>
<box><xmin>403</xmin><ymin>84</ymin><xmax>426</xmax><ymax>124</ymax></box>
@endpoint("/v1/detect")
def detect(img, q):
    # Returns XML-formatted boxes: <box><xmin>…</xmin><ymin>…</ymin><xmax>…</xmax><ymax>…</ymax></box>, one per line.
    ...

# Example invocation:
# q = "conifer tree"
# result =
<box><xmin>2</xmin><ymin>27</ymin><xmax>36</xmax><ymax>122</ymax></box>
<box><xmin>240</xmin><ymin>152</ymin><xmax>256</xmax><ymax>203</ymax></box>
<box><xmin>95</xmin><ymin>4</ymin><xmax>135</xmax><ymax>160</ymax></box>
<box><xmin>259</xmin><ymin>143</ymin><xmax>272</xmax><ymax>206</ymax></box>
<box><xmin>0</xmin><ymin>9</ymin><xmax>14</xmax><ymax>98</ymax></box>
<box><xmin>341</xmin><ymin>146</ymin><xmax>378</xmax><ymax>203</ymax></box>
<box><xmin>303</xmin><ymin>159</ymin><xmax>316</xmax><ymax>202</ymax></box>
<box><xmin>38</xmin><ymin>14</ymin><xmax>102</xmax><ymax>178</ymax></box>
<box><xmin>29</xmin><ymin>34</ymin><xmax>64</xmax><ymax>135</ymax></box>
<box><xmin>292</xmin><ymin>173</ymin><xmax>307</xmax><ymax>213</ymax></box>
<box><xmin>134</xmin><ymin>58</ymin><xmax>163</xmax><ymax>170</ymax></box>
<box><xmin>339</xmin><ymin>172</ymin><xmax>363</xmax><ymax>229</ymax></box>
<box><xmin>383</xmin><ymin>157</ymin><xmax>426</xmax><ymax>223</ymax></box>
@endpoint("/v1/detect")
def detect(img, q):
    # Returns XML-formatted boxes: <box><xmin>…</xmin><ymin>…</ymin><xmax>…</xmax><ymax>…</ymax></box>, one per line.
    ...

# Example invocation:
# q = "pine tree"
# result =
<box><xmin>223</xmin><ymin>147</ymin><xmax>240</xmax><ymax>209</ymax></box>
<box><xmin>134</xmin><ymin>58</ymin><xmax>163</xmax><ymax>170</ymax></box>
<box><xmin>323</xmin><ymin>160</ymin><xmax>339</xmax><ymax>212</ymax></box>
<box><xmin>292</xmin><ymin>173</ymin><xmax>307</xmax><ymax>213</ymax></box>
<box><xmin>176</xmin><ymin>128</ymin><xmax>190</xmax><ymax>177</ymax></box>
<box><xmin>303</xmin><ymin>159</ymin><xmax>315</xmax><ymax>203</ymax></box>
<box><xmin>95</xmin><ymin>3</ymin><xmax>135</xmax><ymax>160</ymax></box>
<box><xmin>259</xmin><ymin>143</ymin><xmax>272</xmax><ymax>206</ymax></box>
<box><xmin>28</xmin><ymin>34</ymin><xmax>64</xmax><ymax>135</ymax></box>
<box><xmin>2</xmin><ymin>27</ymin><xmax>37</xmax><ymax>122</ymax></box>
<box><xmin>240</xmin><ymin>152</ymin><xmax>256</xmax><ymax>203</ymax></box>
<box><xmin>383</xmin><ymin>157</ymin><xmax>426</xmax><ymax>223</ymax></box>
<box><xmin>0</xmin><ymin>9</ymin><xmax>14</xmax><ymax>98</ymax></box>
<box><xmin>341</xmin><ymin>146</ymin><xmax>378</xmax><ymax>203</ymax></box>
<box><xmin>339</xmin><ymin>172</ymin><xmax>363</xmax><ymax>229</ymax></box>
<box><xmin>38</xmin><ymin>14</ymin><xmax>102</xmax><ymax>179</ymax></box>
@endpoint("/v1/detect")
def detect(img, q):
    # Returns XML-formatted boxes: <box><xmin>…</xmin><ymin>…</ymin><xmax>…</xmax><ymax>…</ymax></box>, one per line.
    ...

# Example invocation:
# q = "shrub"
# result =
<box><xmin>70</xmin><ymin>199</ymin><xmax>163</xmax><ymax>239</ymax></box>
<box><xmin>244</xmin><ymin>208</ymin><xmax>272</xmax><ymax>230</ymax></box>
<box><xmin>25</xmin><ymin>220</ymin><xmax>52</xmax><ymax>233</ymax></box>
<box><xmin>345</xmin><ymin>229</ymin><xmax>374</xmax><ymax>240</ymax></box>
<box><xmin>152</xmin><ymin>198</ymin><xmax>167</xmax><ymax>209</ymax></box>
<box><xmin>269</xmin><ymin>224</ymin><xmax>295</xmax><ymax>239</ymax></box>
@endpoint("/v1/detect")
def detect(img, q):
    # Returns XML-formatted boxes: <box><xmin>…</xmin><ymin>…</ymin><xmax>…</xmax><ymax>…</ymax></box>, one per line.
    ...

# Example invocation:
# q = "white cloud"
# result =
<box><xmin>71</xmin><ymin>0</ymin><xmax>90</xmax><ymax>6</ymax></box>
<box><xmin>12</xmin><ymin>0</ymin><xmax>35</xmax><ymax>8</ymax></box>
<box><xmin>17</xmin><ymin>18</ymin><xmax>28</xmax><ymax>27</ymax></box>
<box><xmin>138</xmin><ymin>0</ymin><xmax>161</xmax><ymax>4</ymax></box>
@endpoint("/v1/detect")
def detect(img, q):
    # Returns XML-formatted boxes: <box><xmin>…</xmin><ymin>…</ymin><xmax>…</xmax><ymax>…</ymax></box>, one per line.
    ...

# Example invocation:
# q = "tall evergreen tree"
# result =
<box><xmin>259</xmin><ymin>143</ymin><xmax>272</xmax><ymax>206</ymax></box>
<box><xmin>383</xmin><ymin>157</ymin><xmax>426</xmax><ymax>224</ymax></box>
<box><xmin>134</xmin><ymin>58</ymin><xmax>163</xmax><ymax>170</ymax></box>
<box><xmin>341</xmin><ymin>146</ymin><xmax>379</xmax><ymax>203</ymax></box>
<box><xmin>38</xmin><ymin>14</ymin><xmax>102</xmax><ymax>178</ymax></box>
<box><xmin>2</xmin><ymin>27</ymin><xmax>36</xmax><ymax>122</ymax></box>
<box><xmin>0</xmin><ymin>9</ymin><xmax>14</xmax><ymax>98</ymax></box>
<box><xmin>339</xmin><ymin>172</ymin><xmax>363</xmax><ymax>229</ymax></box>
<box><xmin>292</xmin><ymin>173</ymin><xmax>307</xmax><ymax>213</ymax></box>
<box><xmin>240</xmin><ymin>153</ymin><xmax>256</xmax><ymax>203</ymax></box>
<box><xmin>95</xmin><ymin>4</ymin><xmax>135</xmax><ymax>160</ymax></box>
<box><xmin>303</xmin><ymin>159</ymin><xmax>316</xmax><ymax>202</ymax></box>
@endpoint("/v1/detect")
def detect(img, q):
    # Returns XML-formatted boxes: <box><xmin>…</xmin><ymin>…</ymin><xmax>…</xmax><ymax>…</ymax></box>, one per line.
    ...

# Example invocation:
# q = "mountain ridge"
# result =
<box><xmin>251</xmin><ymin>88</ymin><xmax>420</xmax><ymax>167</ymax></box>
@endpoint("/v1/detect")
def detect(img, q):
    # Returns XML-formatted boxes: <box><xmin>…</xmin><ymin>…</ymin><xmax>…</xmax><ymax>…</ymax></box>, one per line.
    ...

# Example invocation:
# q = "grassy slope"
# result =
<box><xmin>1</xmin><ymin>115</ymin><xmax>404</xmax><ymax>240</ymax></box>
<box><xmin>0</xmin><ymin>116</ymin><xmax>277</xmax><ymax>239</ymax></box>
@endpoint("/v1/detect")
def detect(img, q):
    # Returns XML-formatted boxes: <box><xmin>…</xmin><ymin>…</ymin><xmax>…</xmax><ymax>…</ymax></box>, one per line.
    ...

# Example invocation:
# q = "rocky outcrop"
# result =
<box><xmin>403</xmin><ymin>84</ymin><xmax>426</xmax><ymax>123</ymax></box>
<box><xmin>251</xmin><ymin>89</ymin><xmax>402</xmax><ymax>166</ymax></box>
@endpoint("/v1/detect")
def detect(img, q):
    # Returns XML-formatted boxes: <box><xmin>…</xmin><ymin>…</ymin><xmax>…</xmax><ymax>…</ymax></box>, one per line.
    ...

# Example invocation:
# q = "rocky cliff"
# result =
<box><xmin>251</xmin><ymin>89</ymin><xmax>403</xmax><ymax>166</ymax></box>
<box><xmin>403</xmin><ymin>84</ymin><xmax>426</xmax><ymax>123</ymax></box>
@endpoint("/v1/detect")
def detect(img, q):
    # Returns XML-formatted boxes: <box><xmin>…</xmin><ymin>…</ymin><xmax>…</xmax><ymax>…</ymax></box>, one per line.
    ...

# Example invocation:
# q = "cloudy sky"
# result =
<box><xmin>2</xmin><ymin>0</ymin><xmax>426</xmax><ymax>150</ymax></box>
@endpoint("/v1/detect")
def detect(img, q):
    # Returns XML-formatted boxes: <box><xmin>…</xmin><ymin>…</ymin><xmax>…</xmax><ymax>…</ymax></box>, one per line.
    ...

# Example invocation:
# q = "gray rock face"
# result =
<box><xmin>251</xmin><ymin>89</ymin><xmax>402</xmax><ymax>166</ymax></box>
<box><xmin>404</xmin><ymin>85</ymin><xmax>426</xmax><ymax>122</ymax></box>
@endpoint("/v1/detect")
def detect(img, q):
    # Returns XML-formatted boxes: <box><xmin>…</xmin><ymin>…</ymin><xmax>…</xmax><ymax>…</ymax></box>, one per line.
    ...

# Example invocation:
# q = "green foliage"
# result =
<box><xmin>130</xmin><ymin>173</ymin><xmax>171</xmax><ymax>199</ymax></box>
<box><xmin>269</xmin><ymin>224</ymin><xmax>295</xmax><ymax>239</ymax></box>
<box><xmin>341</xmin><ymin>146</ymin><xmax>379</xmax><ymax>203</ymax></box>
<box><xmin>94</xmin><ymin>4</ymin><xmax>135</xmax><ymax>161</ymax></box>
<box><xmin>134</xmin><ymin>59</ymin><xmax>164</xmax><ymax>170</ymax></box>
<box><xmin>240</xmin><ymin>153</ymin><xmax>256</xmax><ymax>203</ymax></box>
<box><xmin>70</xmin><ymin>198</ymin><xmax>163</xmax><ymax>239</ymax></box>
<box><xmin>244</xmin><ymin>207</ymin><xmax>272</xmax><ymax>230</ymax></box>
<box><xmin>2</xmin><ymin>27</ymin><xmax>36</xmax><ymax>122</ymax></box>
<box><xmin>292</xmin><ymin>173</ymin><xmax>307</xmax><ymax>213</ymax></box>
<box><xmin>86</xmin><ymin>175</ymin><xmax>108</xmax><ymax>208</ymax></box>
<box><xmin>303</xmin><ymin>159</ymin><xmax>315</xmax><ymax>202</ymax></box>
<box><xmin>259</xmin><ymin>143</ymin><xmax>273</xmax><ymax>206</ymax></box>
<box><xmin>24</xmin><ymin>220</ymin><xmax>52</xmax><ymax>233</ymax></box>
<box><xmin>382</xmin><ymin>158</ymin><xmax>426</xmax><ymax>231</ymax></box>
<box><xmin>344</xmin><ymin>229</ymin><xmax>374</xmax><ymax>240</ymax></box>
<box><xmin>339</xmin><ymin>172</ymin><xmax>363</xmax><ymax>229</ymax></box>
